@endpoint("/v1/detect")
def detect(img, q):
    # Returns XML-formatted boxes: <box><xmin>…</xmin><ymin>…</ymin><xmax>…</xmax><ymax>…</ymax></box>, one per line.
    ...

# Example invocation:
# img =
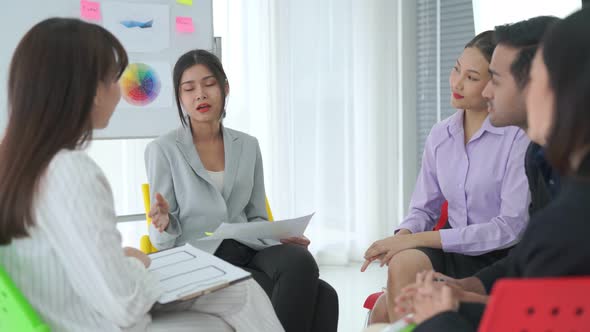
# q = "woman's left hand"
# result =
<box><xmin>280</xmin><ymin>235</ymin><xmax>311</xmax><ymax>249</ymax></box>
<box><xmin>123</xmin><ymin>247</ymin><xmax>151</xmax><ymax>268</ymax></box>
<box><xmin>412</xmin><ymin>270</ymin><xmax>459</xmax><ymax>324</ymax></box>
<box><xmin>361</xmin><ymin>234</ymin><xmax>416</xmax><ymax>271</ymax></box>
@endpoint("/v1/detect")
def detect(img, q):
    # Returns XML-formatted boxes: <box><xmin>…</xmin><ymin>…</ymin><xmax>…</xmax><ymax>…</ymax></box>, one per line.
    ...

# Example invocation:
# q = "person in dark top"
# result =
<box><xmin>410</xmin><ymin>7</ymin><xmax>590</xmax><ymax>331</ymax></box>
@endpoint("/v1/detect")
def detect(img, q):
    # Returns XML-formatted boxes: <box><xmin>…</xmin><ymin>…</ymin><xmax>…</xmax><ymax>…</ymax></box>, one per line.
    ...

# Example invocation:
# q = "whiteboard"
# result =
<box><xmin>0</xmin><ymin>0</ymin><xmax>213</xmax><ymax>139</ymax></box>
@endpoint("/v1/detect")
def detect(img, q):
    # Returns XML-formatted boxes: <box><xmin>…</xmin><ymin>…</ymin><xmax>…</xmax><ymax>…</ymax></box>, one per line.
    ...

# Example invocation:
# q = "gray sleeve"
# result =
<box><xmin>245</xmin><ymin>139</ymin><xmax>269</xmax><ymax>222</ymax></box>
<box><xmin>144</xmin><ymin>140</ymin><xmax>182</xmax><ymax>250</ymax></box>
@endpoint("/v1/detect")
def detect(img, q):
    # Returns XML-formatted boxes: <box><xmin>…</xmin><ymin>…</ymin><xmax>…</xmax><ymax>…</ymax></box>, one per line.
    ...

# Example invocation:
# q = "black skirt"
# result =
<box><xmin>416</xmin><ymin>221</ymin><xmax>512</xmax><ymax>278</ymax></box>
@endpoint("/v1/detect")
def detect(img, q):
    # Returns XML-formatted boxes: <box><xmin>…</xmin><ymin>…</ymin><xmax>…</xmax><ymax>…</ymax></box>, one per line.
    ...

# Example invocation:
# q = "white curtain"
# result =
<box><xmin>216</xmin><ymin>0</ymin><xmax>414</xmax><ymax>264</ymax></box>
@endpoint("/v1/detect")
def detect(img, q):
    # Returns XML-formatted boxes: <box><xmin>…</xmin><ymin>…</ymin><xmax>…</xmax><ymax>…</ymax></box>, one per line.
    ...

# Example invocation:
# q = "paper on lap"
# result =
<box><xmin>148</xmin><ymin>244</ymin><xmax>251</xmax><ymax>304</ymax></box>
<box><xmin>203</xmin><ymin>213</ymin><xmax>314</xmax><ymax>241</ymax></box>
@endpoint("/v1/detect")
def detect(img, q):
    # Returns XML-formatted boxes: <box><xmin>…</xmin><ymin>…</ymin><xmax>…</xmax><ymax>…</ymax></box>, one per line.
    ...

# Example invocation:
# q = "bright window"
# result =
<box><xmin>87</xmin><ymin>139</ymin><xmax>151</xmax><ymax>247</ymax></box>
<box><xmin>86</xmin><ymin>138</ymin><xmax>151</xmax><ymax>216</ymax></box>
<box><xmin>473</xmin><ymin>0</ymin><xmax>581</xmax><ymax>33</ymax></box>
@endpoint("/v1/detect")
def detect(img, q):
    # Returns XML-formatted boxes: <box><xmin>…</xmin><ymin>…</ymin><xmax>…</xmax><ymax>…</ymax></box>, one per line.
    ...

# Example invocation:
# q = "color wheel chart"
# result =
<box><xmin>120</xmin><ymin>63</ymin><xmax>162</xmax><ymax>106</ymax></box>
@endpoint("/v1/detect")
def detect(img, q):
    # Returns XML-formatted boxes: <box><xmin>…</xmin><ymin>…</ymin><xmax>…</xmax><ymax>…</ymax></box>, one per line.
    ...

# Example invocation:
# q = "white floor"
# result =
<box><xmin>319</xmin><ymin>264</ymin><xmax>387</xmax><ymax>332</ymax></box>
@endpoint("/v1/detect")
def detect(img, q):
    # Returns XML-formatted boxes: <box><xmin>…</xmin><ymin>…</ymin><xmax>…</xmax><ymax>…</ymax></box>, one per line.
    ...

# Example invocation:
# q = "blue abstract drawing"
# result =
<box><xmin>120</xmin><ymin>19</ymin><xmax>154</xmax><ymax>29</ymax></box>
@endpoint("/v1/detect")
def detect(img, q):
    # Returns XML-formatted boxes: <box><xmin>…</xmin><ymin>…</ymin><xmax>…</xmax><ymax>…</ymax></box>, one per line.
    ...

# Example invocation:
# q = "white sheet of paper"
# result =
<box><xmin>148</xmin><ymin>244</ymin><xmax>251</xmax><ymax>304</ymax></box>
<box><xmin>203</xmin><ymin>213</ymin><xmax>314</xmax><ymax>241</ymax></box>
<box><xmin>102</xmin><ymin>2</ymin><xmax>170</xmax><ymax>53</ymax></box>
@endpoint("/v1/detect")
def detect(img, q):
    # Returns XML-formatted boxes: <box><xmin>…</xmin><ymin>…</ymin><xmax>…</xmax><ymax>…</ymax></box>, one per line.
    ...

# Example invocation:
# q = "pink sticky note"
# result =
<box><xmin>176</xmin><ymin>16</ymin><xmax>195</xmax><ymax>33</ymax></box>
<box><xmin>80</xmin><ymin>0</ymin><xmax>101</xmax><ymax>21</ymax></box>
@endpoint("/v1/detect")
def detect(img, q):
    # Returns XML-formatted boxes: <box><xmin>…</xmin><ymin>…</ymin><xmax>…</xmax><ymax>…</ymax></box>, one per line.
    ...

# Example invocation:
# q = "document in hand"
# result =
<box><xmin>148</xmin><ymin>244</ymin><xmax>251</xmax><ymax>304</ymax></box>
<box><xmin>205</xmin><ymin>213</ymin><xmax>314</xmax><ymax>241</ymax></box>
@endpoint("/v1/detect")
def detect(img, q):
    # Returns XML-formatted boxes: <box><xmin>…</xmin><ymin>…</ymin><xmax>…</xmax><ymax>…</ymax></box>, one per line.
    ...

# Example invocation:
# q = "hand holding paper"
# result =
<box><xmin>280</xmin><ymin>235</ymin><xmax>311</xmax><ymax>249</ymax></box>
<box><xmin>205</xmin><ymin>213</ymin><xmax>314</xmax><ymax>242</ymax></box>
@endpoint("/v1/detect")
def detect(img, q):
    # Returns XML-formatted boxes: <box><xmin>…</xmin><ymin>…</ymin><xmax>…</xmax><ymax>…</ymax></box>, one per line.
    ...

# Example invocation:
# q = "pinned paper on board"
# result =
<box><xmin>102</xmin><ymin>2</ymin><xmax>169</xmax><ymax>52</ymax></box>
<box><xmin>118</xmin><ymin>61</ymin><xmax>173</xmax><ymax>109</ymax></box>
<box><xmin>176</xmin><ymin>0</ymin><xmax>193</xmax><ymax>6</ymax></box>
<box><xmin>120</xmin><ymin>19</ymin><xmax>153</xmax><ymax>29</ymax></box>
<box><xmin>175</xmin><ymin>17</ymin><xmax>194</xmax><ymax>33</ymax></box>
<box><xmin>80</xmin><ymin>0</ymin><xmax>101</xmax><ymax>21</ymax></box>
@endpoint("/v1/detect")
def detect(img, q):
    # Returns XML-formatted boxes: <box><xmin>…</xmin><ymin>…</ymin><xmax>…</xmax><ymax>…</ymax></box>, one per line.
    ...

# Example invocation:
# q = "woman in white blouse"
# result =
<box><xmin>0</xmin><ymin>18</ymin><xmax>283</xmax><ymax>332</ymax></box>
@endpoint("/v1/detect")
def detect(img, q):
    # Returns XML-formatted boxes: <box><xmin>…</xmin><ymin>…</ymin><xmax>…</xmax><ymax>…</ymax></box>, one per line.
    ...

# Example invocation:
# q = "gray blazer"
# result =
<box><xmin>144</xmin><ymin>125</ymin><xmax>268</xmax><ymax>250</ymax></box>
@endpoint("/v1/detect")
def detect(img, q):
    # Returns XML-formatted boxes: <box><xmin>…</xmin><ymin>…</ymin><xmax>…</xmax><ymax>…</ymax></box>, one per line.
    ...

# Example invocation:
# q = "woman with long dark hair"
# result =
<box><xmin>0</xmin><ymin>18</ymin><xmax>283</xmax><ymax>332</ymax></box>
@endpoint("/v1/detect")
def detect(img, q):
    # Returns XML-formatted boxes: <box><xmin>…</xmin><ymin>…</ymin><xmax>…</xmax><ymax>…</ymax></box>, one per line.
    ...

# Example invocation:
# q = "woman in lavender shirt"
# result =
<box><xmin>364</xmin><ymin>31</ymin><xmax>530</xmax><ymax>324</ymax></box>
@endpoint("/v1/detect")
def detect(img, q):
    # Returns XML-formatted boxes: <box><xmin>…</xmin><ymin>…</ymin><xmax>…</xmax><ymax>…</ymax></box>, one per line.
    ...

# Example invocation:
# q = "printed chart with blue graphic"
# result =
<box><xmin>120</xmin><ymin>19</ymin><xmax>154</xmax><ymax>29</ymax></box>
<box><xmin>102</xmin><ymin>2</ymin><xmax>169</xmax><ymax>52</ymax></box>
<box><xmin>121</xmin><ymin>63</ymin><xmax>161</xmax><ymax>106</ymax></box>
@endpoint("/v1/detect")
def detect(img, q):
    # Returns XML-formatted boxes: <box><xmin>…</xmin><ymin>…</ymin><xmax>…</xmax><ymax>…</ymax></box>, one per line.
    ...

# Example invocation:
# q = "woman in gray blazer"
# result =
<box><xmin>145</xmin><ymin>50</ymin><xmax>338</xmax><ymax>332</ymax></box>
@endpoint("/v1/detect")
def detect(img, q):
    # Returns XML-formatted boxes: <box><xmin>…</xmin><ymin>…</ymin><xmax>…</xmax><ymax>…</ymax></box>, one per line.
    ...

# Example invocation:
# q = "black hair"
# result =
<box><xmin>464</xmin><ymin>30</ymin><xmax>496</xmax><ymax>63</ymax></box>
<box><xmin>495</xmin><ymin>16</ymin><xmax>560</xmax><ymax>89</ymax></box>
<box><xmin>542</xmin><ymin>8</ymin><xmax>590</xmax><ymax>174</ymax></box>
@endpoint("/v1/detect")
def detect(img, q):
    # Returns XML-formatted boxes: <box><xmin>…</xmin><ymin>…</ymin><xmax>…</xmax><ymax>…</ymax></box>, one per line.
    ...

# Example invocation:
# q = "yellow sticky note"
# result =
<box><xmin>176</xmin><ymin>0</ymin><xmax>193</xmax><ymax>5</ymax></box>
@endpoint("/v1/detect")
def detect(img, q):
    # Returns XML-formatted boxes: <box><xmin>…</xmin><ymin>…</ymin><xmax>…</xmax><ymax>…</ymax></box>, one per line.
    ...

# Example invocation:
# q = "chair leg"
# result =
<box><xmin>365</xmin><ymin>310</ymin><xmax>372</xmax><ymax>327</ymax></box>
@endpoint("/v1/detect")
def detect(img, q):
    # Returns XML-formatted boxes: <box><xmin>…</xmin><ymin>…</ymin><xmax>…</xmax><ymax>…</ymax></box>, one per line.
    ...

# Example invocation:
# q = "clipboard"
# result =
<box><xmin>148</xmin><ymin>244</ymin><xmax>251</xmax><ymax>304</ymax></box>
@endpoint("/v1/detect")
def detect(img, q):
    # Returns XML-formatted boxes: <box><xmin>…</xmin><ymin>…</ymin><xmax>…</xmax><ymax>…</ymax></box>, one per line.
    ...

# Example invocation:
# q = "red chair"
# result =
<box><xmin>435</xmin><ymin>201</ymin><xmax>448</xmax><ymax>231</ymax></box>
<box><xmin>479</xmin><ymin>277</ymin><xmax>590</xmax><ymax>332</ymax></box>
<box><xmin>363</xmin><ymin>201</ymin><xmax>449</xmax><ymax>319</ymax></box>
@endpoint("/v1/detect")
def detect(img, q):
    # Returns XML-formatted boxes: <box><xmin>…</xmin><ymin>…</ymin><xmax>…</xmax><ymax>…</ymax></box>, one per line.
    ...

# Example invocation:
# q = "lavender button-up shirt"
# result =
<box><xmin>397</xmin><ymin>111</ymin><xmax>531</xmax><ymax>255</ymax></box>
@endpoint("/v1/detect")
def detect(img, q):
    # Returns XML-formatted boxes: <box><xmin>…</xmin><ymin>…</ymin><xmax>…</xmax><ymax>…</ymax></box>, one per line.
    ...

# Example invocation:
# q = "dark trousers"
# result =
<box><xmin>214</xmin><ymin>240</ymin><xmax>339</xmax><ymax>332</ymax></box>
<box><xmin>414</xmin><ymin>302</ymin><xmax>484</xmax><ymax>332</ymax></box>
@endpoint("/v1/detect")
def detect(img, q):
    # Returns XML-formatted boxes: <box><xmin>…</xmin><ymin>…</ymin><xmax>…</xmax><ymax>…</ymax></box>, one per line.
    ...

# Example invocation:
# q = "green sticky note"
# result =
<box><xmin>177</xmin><ymin>0</ymin><xmax>192</xmax><ymax>5</ymax></box>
